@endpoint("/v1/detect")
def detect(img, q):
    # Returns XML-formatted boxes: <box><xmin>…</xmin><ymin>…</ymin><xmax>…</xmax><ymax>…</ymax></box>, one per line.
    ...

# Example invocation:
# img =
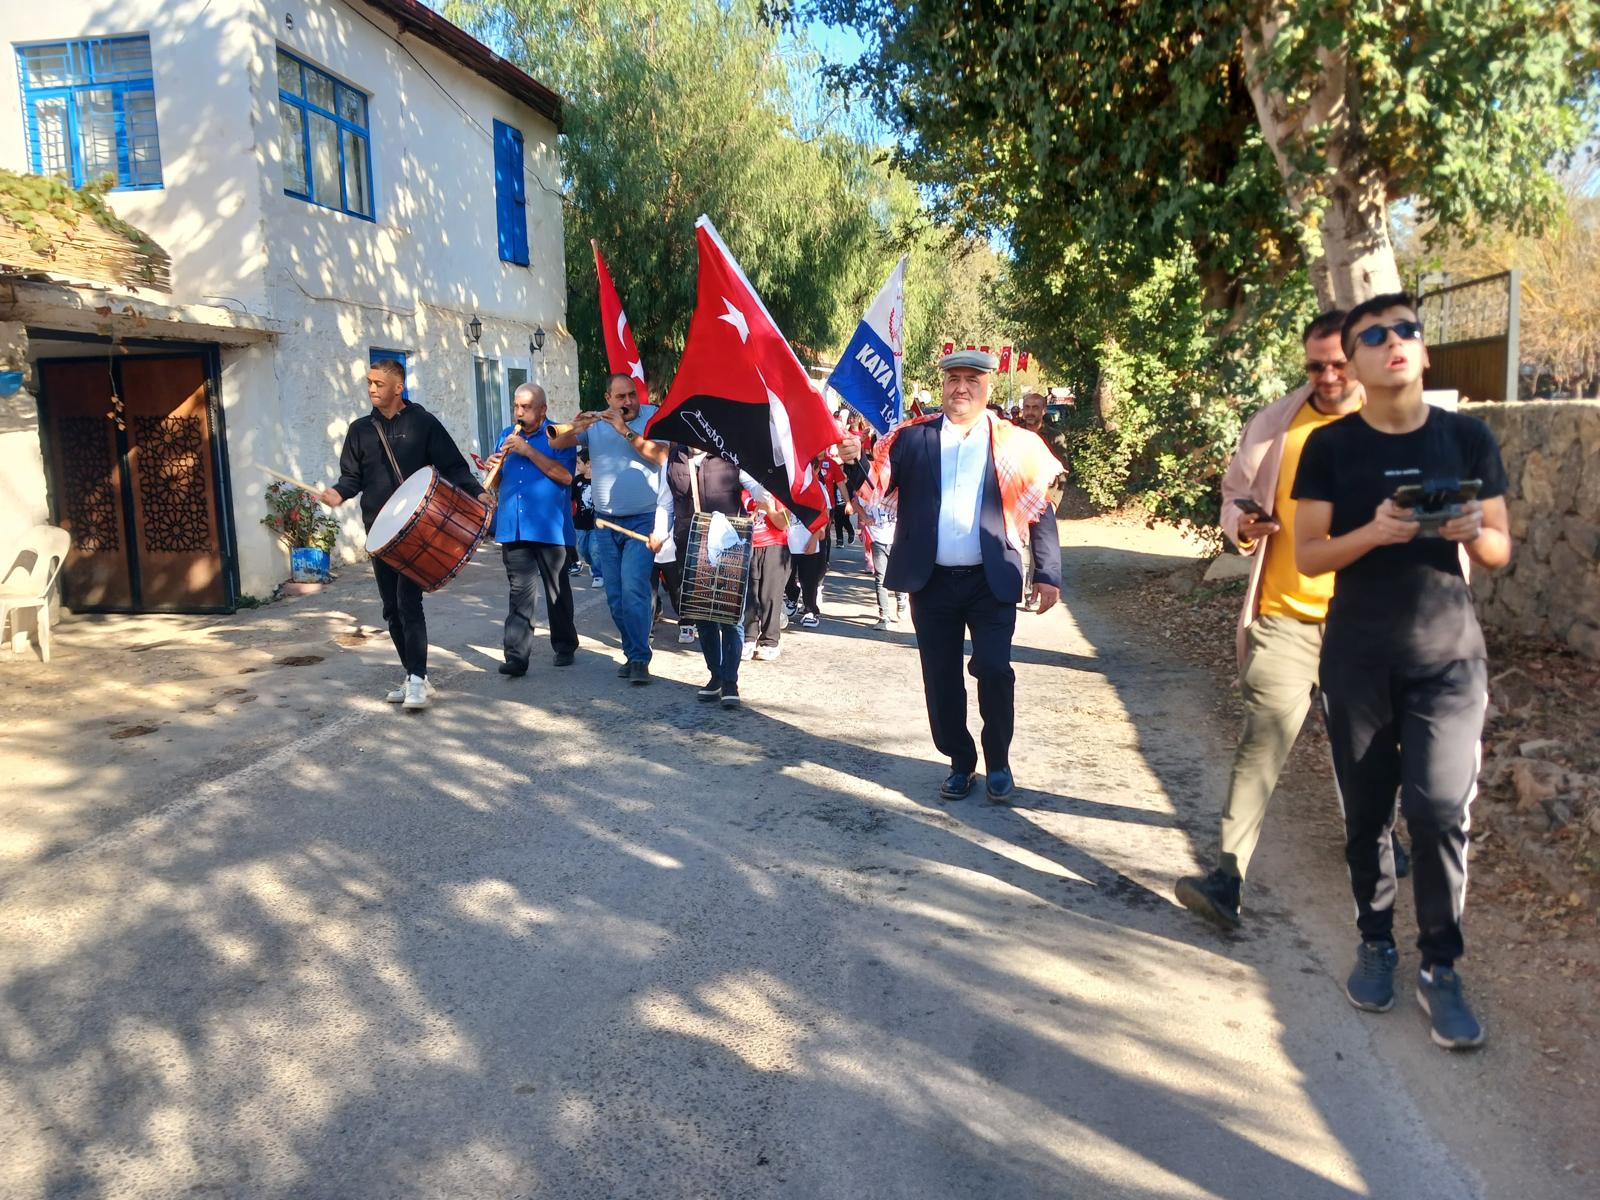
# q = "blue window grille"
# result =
<box><xmin>370</xmin><ymin>348</ymin><xmax>408</xmax><ymax>400</ymax></box>
<box><xmin>278</xmin><ymin>48</ymin><xmax>374</xmax><ymax>220</ymax></box>
<box><xmin>15</xmin><ymin>35</ymin><xmax>163</xmax><ymax>190</ymax></box>
<box><xmin>493</xmin><ymin>119</ymin><xmax>528</xmax><ymax>266</ymax></box>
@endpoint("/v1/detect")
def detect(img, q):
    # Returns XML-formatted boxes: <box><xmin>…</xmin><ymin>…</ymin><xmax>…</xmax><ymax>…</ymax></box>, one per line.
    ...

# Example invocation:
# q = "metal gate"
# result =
<box><xmin>1415</xmin><ymin>270</ymin><xmax>1521</xmax><ymax>403</ymax></box>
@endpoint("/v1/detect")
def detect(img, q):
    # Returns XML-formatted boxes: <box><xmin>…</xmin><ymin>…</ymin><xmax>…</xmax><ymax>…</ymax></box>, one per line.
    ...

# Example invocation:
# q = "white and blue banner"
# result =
<box><xmin>826</xmin><ymin>256</ymin><xmax>906</xmax><ymax>435</ymax></box>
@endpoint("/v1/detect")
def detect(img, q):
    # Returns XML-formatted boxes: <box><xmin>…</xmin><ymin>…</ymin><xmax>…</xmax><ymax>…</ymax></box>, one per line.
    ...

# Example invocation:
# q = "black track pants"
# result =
<box><xmin>1320</xmin><ymin>655</ymin><xmax>1487</xmax><ymax>969</ymax></box>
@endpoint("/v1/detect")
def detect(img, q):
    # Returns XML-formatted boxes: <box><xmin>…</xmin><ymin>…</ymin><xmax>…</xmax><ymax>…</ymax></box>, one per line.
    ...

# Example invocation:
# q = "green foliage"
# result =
<box><xmin>802</xmin><ymin>0</ymin><xmax>1598</xmax><ymax>525</ymax></box>
<box><xmin>261</xmin><ymin>483</ymin><xmax>339</xmax><ymax>551</ymax></box>
<box><xmin>447</xmin><ymin>0</ymin><xmax>900</xmax><ymax>407</ymax></box>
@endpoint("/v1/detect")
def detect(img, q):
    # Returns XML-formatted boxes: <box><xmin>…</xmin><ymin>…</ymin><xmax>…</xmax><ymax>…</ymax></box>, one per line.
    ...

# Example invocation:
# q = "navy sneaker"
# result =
<box><xmin>697</xmin><ymin>677</ymin><xmax>722</xmax><ymax>702</ymax></box>
<box><xmin>985</xmin><ymin>768</ymin><xmax>1015</xmax><ymax>803</ymax></box>
<box><xmin>628</xmin><ymin>661</ymin><xmax>652</xmax><ymax>686</ymax></box>
<box><xmin>1346</xmin><ymin>941</ymin><xmax>1399</xmax><ymax>1012</ymax></box>
<box><xmin>939</xmin><ymin>771</ymin><xmax>976</xmax><ymax>800</ymax></box>
<box><xmin>1417</xmin><ymin>966</ymin><xmax>1485</xmax><ymax>1050</ymax></box>
<box><xmin>1175</xmin><ymin>868</ymin><xmax>1242</xmax><ymax>930</ymax></box>
<box><xmin>719</xmin><ymin>680</ymin><xmax>741</xmax><ymax>709</ymax></box>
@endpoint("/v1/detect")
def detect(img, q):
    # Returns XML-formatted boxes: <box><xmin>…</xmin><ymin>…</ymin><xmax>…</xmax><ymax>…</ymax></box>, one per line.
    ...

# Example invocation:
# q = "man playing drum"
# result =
<box><xmin>319</xmin><ymin>358</ymin><xmax>490</xmax><ymax>710</ymax></box>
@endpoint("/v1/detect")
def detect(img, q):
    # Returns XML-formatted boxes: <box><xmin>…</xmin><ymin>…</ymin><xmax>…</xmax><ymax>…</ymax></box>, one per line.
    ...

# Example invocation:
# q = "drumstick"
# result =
<box><xmin>259</xmin><ymin>465</ymin><xmax>323</xmax><ymax>493</ymax></box>
<box><xmin>595</xmin><ymin>517</ymin><xmax>654</xmax><ymax>544</ymax></box>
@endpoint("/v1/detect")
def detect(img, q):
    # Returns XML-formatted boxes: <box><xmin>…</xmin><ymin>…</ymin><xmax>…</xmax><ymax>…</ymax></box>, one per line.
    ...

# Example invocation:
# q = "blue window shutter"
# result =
<box><xmin>493</xmin><ymin>119</ymin><xmax>528</xmax><ymax>266</ymax></box>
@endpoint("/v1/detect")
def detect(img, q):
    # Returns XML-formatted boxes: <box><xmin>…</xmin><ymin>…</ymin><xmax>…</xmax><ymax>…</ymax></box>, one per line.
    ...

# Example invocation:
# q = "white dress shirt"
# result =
<box><xmin>936</xmin><ymin>413</ymin><xmax>991</xmax><ymax>566</ymax></box>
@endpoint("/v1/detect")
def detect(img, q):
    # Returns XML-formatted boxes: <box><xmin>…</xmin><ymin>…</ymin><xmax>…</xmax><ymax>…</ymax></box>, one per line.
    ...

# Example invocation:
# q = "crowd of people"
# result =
<box><xmin>322</xmin><ymin>295</ymin><xmax>1511</xmax><ymax>1052</ymax></box>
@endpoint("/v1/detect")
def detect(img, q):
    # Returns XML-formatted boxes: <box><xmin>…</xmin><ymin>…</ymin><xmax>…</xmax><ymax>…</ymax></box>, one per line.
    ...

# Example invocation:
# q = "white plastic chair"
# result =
<box><xmin>0</xmin><ymin>525</ymin><xmax>71</xmax><ymax>663</ymax></box>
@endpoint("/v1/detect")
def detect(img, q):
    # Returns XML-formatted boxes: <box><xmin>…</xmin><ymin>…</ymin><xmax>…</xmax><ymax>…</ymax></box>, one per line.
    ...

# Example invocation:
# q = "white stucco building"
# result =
<box><xmin>0</xmin><ymin>0</ymin><xmax>571</xmax><ymax>612</ymax></box>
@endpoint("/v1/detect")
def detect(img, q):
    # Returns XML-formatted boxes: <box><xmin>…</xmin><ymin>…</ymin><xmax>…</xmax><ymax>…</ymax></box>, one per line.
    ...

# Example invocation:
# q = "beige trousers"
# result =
<box><xmin>1218</xmin><ymin>614</ymin><xmax>1324</xmax><ymax>879</ymax></box>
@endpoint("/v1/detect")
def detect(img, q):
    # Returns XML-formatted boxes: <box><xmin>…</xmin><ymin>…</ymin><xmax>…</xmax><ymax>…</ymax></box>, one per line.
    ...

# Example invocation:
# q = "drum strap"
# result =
<box><xmin>373</xmin><ymin>420</ymin><xmax>405</xmax><ymax>488</ymax></box>
<box><xmin>688</xmin><ymin>453</ymin><xmax>703</xmax><ymax>515</ymax></box>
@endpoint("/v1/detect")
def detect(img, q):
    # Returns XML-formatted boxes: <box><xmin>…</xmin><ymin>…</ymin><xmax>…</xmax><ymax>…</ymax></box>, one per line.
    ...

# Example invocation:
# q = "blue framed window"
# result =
<box><xmin>493</xmin><ymin>119</ymin><xmax>528</xmax><ymax>266</ymax></box>
<box><xmin>370</xmin><ymin>348</ymin><xmax>408</xmax><ymax>400</ymax></box>
<box><xmin>278</xmin><ymin>48</ymin><xmax>374</xmax><ymax>220</ymax></box>
<box><xmin>15</xmin><ymin>36</ymin><xmax>163</xmax><ymax>190</ymax></box>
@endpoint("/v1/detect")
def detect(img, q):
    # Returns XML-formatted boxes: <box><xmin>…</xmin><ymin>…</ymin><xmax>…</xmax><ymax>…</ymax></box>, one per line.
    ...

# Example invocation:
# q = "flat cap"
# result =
<box><xmin>939</xmin><ymin>348</ymin><xmax>999</xmax><ymax>373</ymax></box>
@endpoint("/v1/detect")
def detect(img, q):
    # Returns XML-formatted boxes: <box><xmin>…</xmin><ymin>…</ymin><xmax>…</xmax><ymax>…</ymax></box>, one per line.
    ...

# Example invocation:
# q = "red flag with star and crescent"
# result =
<box><xmin>646</xmin><ymin>216</ymin><xmax>836</xmax><ymax>531</ymax></box>
<box><xmin>592</xmin><ymin>240</ymin><xmax>647</xmax><ymax>408</ymax></box>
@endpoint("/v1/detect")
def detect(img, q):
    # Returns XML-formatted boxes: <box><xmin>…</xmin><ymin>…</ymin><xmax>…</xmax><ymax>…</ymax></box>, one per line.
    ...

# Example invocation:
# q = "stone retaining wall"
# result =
<box><xmin>1463</xmin><ymin>400</ymin><xmax>1600</xmax><ymax>659</ymax></box>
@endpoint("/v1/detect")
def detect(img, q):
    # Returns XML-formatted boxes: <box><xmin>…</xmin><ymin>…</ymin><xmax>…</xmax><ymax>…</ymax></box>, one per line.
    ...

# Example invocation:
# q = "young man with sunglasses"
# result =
<box><xmin>1177</xmin><ymin>310</ymin><xmax>1385</xmax><ymax>929</ymax></box>
<box><xmin>1292</xmin><ymin>293</ymin><xmax>1511</xmax><ymax>1050</ymax></box>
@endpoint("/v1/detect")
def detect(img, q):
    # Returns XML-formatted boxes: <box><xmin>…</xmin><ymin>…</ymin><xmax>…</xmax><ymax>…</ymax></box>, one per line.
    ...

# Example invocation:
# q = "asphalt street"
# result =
<box><xmin>0</xmin><ymin>530</ymin><xmax>1547</xmax><ymax>1198</ymax></box>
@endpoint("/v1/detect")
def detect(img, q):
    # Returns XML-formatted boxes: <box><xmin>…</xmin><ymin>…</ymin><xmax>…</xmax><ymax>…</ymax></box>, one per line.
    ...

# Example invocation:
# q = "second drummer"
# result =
<box><xmin>319</xmin><ymin>358</ymin><xmax>490</xmax><ymax>711</ymax></box>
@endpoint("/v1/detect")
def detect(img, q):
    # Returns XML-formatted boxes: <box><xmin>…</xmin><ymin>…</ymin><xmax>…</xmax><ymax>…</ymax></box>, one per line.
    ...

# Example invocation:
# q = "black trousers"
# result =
<box><xmin>501</xmin><ymin>541</ymin><xmax>577</xmax><ymax>668</ymax></box>
<box><xmin>1320</xmin><ymin>655</ymin><xmax>1486</xmax><ymax>969</ymax></box>
<box><xmin>909</xmin><ymin>565</ymin><xmax>1017</xmax><ymax>775</ymax></box>
<box><xmin>785</xmin><ymin>540</ymin><xmax>830</xmax><ymax>614</ymax></box>
<box><xmin>745</xmin><ymin>544</ymin><xmax>789</xmax><ymax>647</ymax></box>
<box><xmin>373</xmin><ymin>559</ymin><xmax>427</xmax><ymax>678</ymax></box>
<box><xmin>832</xmin><ymin>503</ymin><xmax>854</xmax><ymax>544</ymax></box>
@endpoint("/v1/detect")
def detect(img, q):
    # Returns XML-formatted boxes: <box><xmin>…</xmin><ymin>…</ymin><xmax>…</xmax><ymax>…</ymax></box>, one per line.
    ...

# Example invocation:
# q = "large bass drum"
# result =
<box><xmin>366</xmin><ymin>467</ymin><xmax>491</xmax><ymax>592</ymax></box>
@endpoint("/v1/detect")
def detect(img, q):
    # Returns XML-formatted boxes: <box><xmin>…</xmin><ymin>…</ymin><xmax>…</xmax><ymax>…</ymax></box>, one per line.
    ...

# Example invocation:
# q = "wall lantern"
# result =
<box><xmin>531</xmin><ymin>325</ymin><xmax>546</xmax><ymax>354</ymax></box>
<box><xmin>466</xmin><ymin>315</ymin><xmax>483</xmax><ymax>345</ymax></box>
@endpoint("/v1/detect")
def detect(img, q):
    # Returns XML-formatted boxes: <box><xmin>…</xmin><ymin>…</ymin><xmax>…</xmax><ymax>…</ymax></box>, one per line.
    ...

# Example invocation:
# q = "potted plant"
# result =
<box><xmin>262</xmin><ymin>482</ymin><xmax>339</xmax><ymax>586</ymax></box>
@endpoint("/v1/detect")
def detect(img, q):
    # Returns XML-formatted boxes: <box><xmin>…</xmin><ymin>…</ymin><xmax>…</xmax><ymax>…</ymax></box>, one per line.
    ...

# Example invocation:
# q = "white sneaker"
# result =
<box><xmin>591</xmin><ymin>576</ymin><xmax>605</xmax><ymax>589</ymax></box>
<box><xmin>678</xmin><ymin>626</ymin><xmax>696</xmax><ymax>644</ymax></box>
<box><xmin>385</xmin><ymin>679</ymin><xmax>407</xmax><ymax>703</ymax></box>
<box><xmin>402</xmin><ymin>674</ymin><xmax>432</xmax><ymax>710</ymax></box>
<box><xmin>740</xmin><ymin>643</ymin><xmax>755</xmax><ymax>661</ymax></box>
<box><xmin>755</xmin><ymin>644</ymin><xmax>781</xmax><ymax>662</ymax></box>
<box><xmin>873</xmin><ymin>617</ymin><xmax>890</xmax><ymax>631</ymax></box>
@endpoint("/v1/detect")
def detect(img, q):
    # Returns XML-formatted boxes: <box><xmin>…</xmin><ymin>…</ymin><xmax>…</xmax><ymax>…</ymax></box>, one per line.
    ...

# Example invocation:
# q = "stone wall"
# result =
<box><xmin>1463</xmin><ymin>400</ymin><xmax>1600</xmax><ymax>659</ymax></box>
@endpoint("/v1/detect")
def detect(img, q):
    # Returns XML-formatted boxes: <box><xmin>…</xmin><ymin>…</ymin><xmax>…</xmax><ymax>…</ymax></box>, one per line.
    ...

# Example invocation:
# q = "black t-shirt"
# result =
<box><xmin>1291</xmin><ymin>406</ymin><xmax>1508</xmax><ymax>665</ymax></box>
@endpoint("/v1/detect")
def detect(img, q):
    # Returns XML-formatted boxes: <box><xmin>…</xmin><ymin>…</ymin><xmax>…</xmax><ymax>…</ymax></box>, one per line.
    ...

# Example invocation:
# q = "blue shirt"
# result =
<box><xmin>576</xmin><ymin>404</ymin><xmax>665</xmax><ymax>517</ymax></box>
<box><xmin>492</xmin><ymin>424</ymin><xmax>577</xmax><ymax>546</ymax></box>
<box><xmin>936</xmin><ymin>414</ymin><xmax>990</xmax><ymax>565</ymax></box>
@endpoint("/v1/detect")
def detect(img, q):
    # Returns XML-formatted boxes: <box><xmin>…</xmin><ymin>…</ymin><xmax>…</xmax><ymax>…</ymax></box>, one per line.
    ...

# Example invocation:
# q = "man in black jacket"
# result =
<box><xmin>319</xmin><ymin>358</ymin><xmax>489</xmax><ymax>710</ymax></box>
<box><xmin>840</xmin><ymin>349</ymin><xmax>1062</xmax><ymax>802</ymax></box>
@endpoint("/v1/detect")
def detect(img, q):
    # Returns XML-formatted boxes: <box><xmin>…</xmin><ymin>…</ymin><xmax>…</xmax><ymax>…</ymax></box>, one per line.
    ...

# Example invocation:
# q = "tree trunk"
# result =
<box><xmin>1095</xmin><ymin>340</ymin><xmax>1119</xmax><ymax>428</ymax></box>
<box><xmin>1241</xmin><ymin>14</ymin><xmax>1402</xmax><ymax>310</ymax></box>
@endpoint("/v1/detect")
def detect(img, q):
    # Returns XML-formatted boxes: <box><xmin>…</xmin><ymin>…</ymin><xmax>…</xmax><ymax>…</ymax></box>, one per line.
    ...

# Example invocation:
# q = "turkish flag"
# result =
<box><xmin>647</xmin><ymin>217</ymin><xmax>836</xmax><ymax>531</ymax></box>
<box><xmin>941</xmin><ymin>341</ymin><xmax>955</xmax><ymax>357</ymax></box>
<box><xmin>998</xmin><ymin>345</ymin><xmax>1012</xmax><ymax>372</ymax></box>
<box><xmin>593</xmin><ymin>240</ymin><xmax>647</xmax><ymax>408</ymax></box>
<box><xmin>1018</xmin><ymin>350</ymin><xmax>1030</xmax><ymax>371</ymax></box>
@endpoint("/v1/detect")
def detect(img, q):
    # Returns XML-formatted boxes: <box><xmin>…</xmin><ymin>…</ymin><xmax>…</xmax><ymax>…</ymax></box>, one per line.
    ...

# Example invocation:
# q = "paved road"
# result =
<box><xmin>0</xmin><ymin>532</ymin><xmax>1516</xmax><ymax>1197</ymax></box>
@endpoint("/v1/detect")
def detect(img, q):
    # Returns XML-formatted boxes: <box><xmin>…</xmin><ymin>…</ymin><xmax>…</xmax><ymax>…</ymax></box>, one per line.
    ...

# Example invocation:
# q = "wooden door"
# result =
<box><xmin>119</xmin><ymin>357</ymin><xmax>228</xmax><ymax>609</ymax></box>
<box><xmin>39</xmin><ymin>359</ymin><xmax>134</xmax><ymax>609</ymax></box>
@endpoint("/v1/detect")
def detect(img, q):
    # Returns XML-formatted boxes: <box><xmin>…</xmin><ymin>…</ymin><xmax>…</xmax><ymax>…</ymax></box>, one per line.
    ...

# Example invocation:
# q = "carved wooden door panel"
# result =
<box><xmin>118</xmin><ymin>357</ymin><xmax>227</xmax><ymax>610</ymax></box>
<box><xmin>39</xmin><ymin>359</ymin><xmax>134</xmax><ymax>610</ymax></box>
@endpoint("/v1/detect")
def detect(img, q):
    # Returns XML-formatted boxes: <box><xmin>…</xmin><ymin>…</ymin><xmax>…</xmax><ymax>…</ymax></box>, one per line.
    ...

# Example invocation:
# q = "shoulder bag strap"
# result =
<box><xmin>372</xmin><ymin>419</ymin><xmax>405</xmax><ymax>488</ymax></box>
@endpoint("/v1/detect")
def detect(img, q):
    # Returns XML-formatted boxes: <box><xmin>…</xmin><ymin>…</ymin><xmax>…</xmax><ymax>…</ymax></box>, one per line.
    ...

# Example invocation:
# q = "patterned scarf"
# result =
<box><xmin>864</xmin><ymin>412</ymin><xmax>1062</xmax><ymax>550</ymax></box>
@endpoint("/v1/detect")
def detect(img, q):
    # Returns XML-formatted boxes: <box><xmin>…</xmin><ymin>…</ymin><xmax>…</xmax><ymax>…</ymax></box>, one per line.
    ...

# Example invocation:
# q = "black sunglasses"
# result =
<box><xmin>1305</xmin><ymin>359</ymin><xmax>1348</xmax><ymax>376</ymax></box>
<box><xmin>1353</xmin><ymin>320</ymin><xmax>1424</xmax><ymax>348</ymax></box>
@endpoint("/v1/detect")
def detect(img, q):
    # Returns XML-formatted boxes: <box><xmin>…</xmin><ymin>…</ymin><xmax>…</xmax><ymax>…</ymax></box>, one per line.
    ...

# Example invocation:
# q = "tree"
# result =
<box><xmin>446</xmin><ymin>0</ymin><xmax>888</xmax><ymax>404</ymax></box>
<box><xmin>806</xmin><ymin>1</ymin><xmax>1599</xmax><ymax>317</ymax></box>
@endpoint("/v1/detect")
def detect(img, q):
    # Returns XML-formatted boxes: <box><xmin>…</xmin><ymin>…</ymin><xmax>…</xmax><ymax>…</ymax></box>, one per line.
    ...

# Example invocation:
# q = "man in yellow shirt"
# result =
<box><xmin>1176</xmin><ymin>310</ymin><xmax>1378</xmax><ymax>929</ymax></box>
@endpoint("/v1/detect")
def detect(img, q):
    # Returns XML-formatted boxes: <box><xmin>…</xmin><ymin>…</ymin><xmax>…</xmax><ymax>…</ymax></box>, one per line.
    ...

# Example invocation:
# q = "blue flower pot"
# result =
<box><xmin>291</xmin><ymin>547</ymin><xmax>331</xmax><ymax>582</ymax></box>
